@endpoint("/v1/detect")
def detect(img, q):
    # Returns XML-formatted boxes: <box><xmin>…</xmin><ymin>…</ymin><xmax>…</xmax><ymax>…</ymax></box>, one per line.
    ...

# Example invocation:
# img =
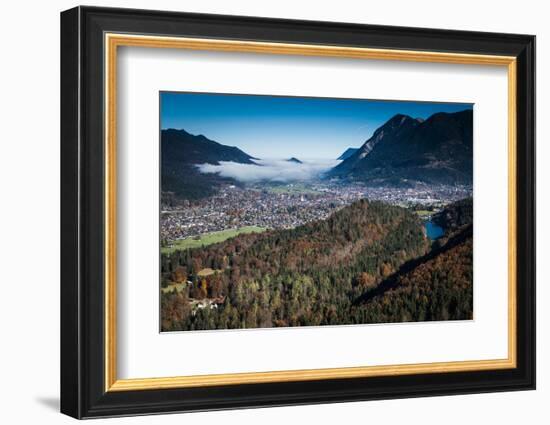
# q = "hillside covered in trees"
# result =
<box><xmin>160</xmin><ymin>199</ymin><xmax>473</xmax><ymax>331</ymax></box>
<box><xmin>161</xmin><ymin>128</ymin><xmax>256</xmax><ymax>201</ymax></box>
<box><xmin>329</xmin><ymin>110</ymin><xmax>473</xmax><ymax>187</ymax></box>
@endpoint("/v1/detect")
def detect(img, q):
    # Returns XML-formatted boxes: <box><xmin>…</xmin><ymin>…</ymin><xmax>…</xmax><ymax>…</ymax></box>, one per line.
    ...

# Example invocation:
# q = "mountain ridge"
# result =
<box><xmin>161</xmin><ymin>128</ymin><xmax>257</xmax><ymax>201</ymax></box>
<box><xmin>337</xmin><ymin>147</ymin><xmax>359</xmax><ymax>160</ymax></box>
<box><xmin>329</xmin><ymin>109</ymin><xmax>473</xmax><ymax>187</ymax></box>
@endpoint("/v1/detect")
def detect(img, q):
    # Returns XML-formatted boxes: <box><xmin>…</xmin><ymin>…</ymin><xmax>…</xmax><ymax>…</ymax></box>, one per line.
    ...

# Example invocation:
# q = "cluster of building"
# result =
<box><xmin>161</xmin><ymin>182</ymin><xmax>472</xmax><ymax>243</ymax></box>
<box><xmin>359</xmin><ymin>184</ymin><xmax>472</xmax><ymax>208</ymax></box>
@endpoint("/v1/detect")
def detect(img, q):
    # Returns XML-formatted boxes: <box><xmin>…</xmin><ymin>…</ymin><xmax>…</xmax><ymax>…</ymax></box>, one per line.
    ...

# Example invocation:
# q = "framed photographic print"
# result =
<box><xmin>60</xmin><ymin>6</ymin><xmax>536</xmax><ymax>419</ymax></box>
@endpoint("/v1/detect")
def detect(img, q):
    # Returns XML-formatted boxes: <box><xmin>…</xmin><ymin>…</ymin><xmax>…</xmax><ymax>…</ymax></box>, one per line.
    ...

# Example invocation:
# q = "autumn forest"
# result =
<box><xmin>160</xmin><ymin>198</ymin><xmax>473</xmax><ymax>331</ymax></box>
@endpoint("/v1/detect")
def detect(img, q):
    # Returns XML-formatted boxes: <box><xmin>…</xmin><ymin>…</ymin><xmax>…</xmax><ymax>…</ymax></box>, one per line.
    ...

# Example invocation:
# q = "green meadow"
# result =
<box><xmin>161</xmin><ymin>226</ymin><xmax>267</xmax><ymax>255</ymax></box>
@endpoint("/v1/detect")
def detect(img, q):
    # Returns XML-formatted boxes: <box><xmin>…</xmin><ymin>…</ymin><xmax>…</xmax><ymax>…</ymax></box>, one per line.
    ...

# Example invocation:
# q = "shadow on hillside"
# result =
<box><xmin>354</xmin><ymin>224</ymin><xmax>473</xmax><ymax>305</ymax></box>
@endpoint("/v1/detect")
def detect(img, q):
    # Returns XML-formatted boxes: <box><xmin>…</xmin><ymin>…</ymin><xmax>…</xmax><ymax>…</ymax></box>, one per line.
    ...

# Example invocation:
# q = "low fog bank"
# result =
<box><xmin>196</xmin><ymin>158</ymin><xmax>340</xmax><ymax>183</ymax></box>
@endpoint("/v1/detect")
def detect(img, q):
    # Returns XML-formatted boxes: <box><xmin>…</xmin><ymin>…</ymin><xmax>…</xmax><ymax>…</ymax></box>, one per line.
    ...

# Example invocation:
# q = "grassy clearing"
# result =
<box><xmin>162</xmin><ymin>226</ymin><xmax>267</xmax><ymax>254</ymax></box>
<box><xmin>161</xmin><ymin>282</ymin><xmax>186</xmax><ymax>294</ymax></box>
<box><xmin>197</xmin><ymin>268</ymin><xmax>216</xmax><ymax>277</ymax></box>
<box><xmin>415</xmin><ymin>210</ymin><xmax>433</xmax><ymax>218</ymax></box>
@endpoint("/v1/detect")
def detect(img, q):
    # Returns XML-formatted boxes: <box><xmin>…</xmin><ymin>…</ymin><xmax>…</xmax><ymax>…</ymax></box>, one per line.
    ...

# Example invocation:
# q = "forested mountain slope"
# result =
<box><xmin>160</xmin><ymin>198</ymin><xmax>473</xmax><ymax>331</ymax></box>
<box><xmin>329</xmin><ymin>110</ymin><xmax>473</xmax><ymax>187</ymax></box>
<box><xmin>161</xmin><ymin>200</ymin><xmax>429</xmax><ymax>330</ymax></box>
<box><xmin>161</xmin><ymin>128</ymin><xmax>256</xmax><ymax>201</ymax></box>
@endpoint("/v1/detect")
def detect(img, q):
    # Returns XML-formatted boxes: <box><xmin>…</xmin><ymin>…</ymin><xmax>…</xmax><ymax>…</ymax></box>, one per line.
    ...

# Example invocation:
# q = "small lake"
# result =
<box><xmin>425</xmin><ymin>220</ymin><xmax>444</xmax><ymax>240</ymax></box>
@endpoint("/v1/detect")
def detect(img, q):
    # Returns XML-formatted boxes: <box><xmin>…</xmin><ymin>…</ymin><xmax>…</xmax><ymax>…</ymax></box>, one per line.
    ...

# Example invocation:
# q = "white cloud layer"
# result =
<box><xmin>196</xmin><ymin>158</ymin><xmax>340</xmax><ymax>183</ymax></box>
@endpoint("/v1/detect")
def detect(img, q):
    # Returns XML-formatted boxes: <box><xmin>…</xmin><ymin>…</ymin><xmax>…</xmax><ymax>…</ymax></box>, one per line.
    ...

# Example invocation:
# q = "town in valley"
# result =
<box><xmin>161</xmin><ymin>182</ymin><xmax>472</xmax><ymax>245</ymax></box>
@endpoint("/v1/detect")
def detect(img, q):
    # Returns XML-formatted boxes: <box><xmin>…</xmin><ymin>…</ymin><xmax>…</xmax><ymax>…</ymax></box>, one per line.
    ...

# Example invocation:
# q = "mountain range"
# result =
<box><xmin>329</xmin><ymin>110</ymin><xmax>473</xmax><ymax>186</ymax></box>
<box><xmin>161</xmin><ymin>129</ymin><xmax>256</xmax><ymax>202</ymax></box>
<box><xmin>162</xmin><ymin>109</ymin><xmax>473</xmax><ymax>201</ymax></box>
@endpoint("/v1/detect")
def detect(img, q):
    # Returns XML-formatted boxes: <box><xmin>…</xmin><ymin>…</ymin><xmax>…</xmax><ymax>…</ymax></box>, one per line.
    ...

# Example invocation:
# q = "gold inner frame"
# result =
<box><xmin>104</xmin><ymin>33</ymin><xmax>517</xmax><ymax>392</ymax></box>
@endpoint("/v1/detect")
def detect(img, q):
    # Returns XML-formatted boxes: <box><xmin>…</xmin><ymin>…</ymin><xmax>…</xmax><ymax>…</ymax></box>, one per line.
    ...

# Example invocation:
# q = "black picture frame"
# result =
<box><xmin>61</xmin><ymin>5</ymin><xmax>536</xmax><ymax>419</ymax></box>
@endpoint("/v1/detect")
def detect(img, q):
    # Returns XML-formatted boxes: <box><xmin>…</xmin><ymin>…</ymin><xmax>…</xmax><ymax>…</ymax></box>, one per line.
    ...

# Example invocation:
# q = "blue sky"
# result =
<box><xmin>161</xmin><ymin>92</ymin><xmax>472</xmax><ymax>159</ymax></box>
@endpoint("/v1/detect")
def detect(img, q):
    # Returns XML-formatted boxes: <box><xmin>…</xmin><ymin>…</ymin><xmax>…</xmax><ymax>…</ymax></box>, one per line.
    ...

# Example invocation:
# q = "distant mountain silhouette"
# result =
<box><xmin>337</xmin><ymin>148</ymin><xmax>358</xmax><ymax>160</ymax></box>
<box><xmin>329</xmin><ymin>110</ymin><xmax>473</xmax><ymax>187</ymax></box>
<box><xmin>287</xmin><ymin>157</ymin><xmax>303</xmax><ymax>164</ymax></box>
<box><xmin>161</xmin><ymin>129</ymin><xmax>256</xmax><ymax>201</ymax></box>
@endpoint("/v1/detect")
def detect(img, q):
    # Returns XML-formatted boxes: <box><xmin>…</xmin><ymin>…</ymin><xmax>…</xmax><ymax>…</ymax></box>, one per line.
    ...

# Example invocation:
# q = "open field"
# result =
<box><xmin>161</xmin><ymin>269</ymin><xmax>220</xmax><ymax>293</ymax></box>
<box><xmin>161</xmin><ymin>226</ymin><xmax>267</xmax><ymax>254</ymax></box>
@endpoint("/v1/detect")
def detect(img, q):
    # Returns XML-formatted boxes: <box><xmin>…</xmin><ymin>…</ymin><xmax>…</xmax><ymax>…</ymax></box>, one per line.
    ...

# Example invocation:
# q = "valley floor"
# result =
<box><xmin>161</xmin><ymin>182</ymin><xmax>471</xmax><ymax>244</ymax></box>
